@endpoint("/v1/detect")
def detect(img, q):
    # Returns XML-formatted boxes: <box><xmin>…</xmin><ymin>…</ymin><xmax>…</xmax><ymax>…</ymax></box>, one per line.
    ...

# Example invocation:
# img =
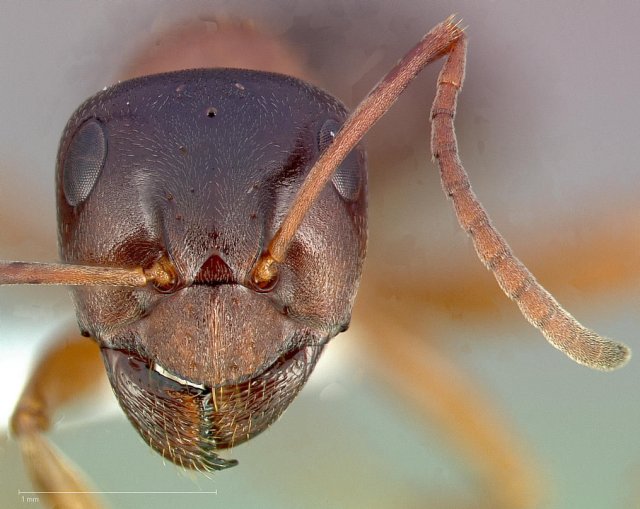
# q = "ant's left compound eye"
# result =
<box><xmin>318</xmin><ymin>118</ymin><xmax>362</xmax><ymax>202</ymax></box>
<box><xmin>63</xmin><ymin>118</ymin><xmax>107</xmax><ymax>206</ymax></box>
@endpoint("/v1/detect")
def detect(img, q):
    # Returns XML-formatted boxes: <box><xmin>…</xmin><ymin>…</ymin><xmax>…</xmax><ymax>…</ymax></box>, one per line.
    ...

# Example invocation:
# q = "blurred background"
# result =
<box><xmin>1</xmin><ymin>1</ymin><xmax>638</xmax><ymax>508</ymax></box>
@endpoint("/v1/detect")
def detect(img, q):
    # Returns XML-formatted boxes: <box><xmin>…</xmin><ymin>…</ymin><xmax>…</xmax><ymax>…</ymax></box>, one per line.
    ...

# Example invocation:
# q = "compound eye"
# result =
<box><xmin>63</xmin><ymin>118</ymin><xmax>107</xmax><ymax>206</ymax></box>
<box><xmin>318</xmin><ymin>118</ymin><xmax>362</xmax><ymax>202</ymax></box>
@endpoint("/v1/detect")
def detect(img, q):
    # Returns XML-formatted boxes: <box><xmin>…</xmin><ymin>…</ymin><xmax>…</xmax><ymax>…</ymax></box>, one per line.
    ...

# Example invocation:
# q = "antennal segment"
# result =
<box><xmin>430</xmin><ymin>35</ymin><xmax>631</xmax><ymax>371</ymax></box>
<box><xmin>0</xmin><ymin>261</ymin><xmax>149</xmax><ymax>287</ymax></box>
<box><xmin>252</xmin><ymin>15</ymin><xmax>464</xmax><ymax>286</ymax></box>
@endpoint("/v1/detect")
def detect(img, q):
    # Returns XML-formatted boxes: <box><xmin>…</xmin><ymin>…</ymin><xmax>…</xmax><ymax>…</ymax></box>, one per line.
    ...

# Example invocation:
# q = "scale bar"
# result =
<box><xmin>19</xmin><ymin>491</ymin><xmax>218</xmax><ymax>494</ymax></box>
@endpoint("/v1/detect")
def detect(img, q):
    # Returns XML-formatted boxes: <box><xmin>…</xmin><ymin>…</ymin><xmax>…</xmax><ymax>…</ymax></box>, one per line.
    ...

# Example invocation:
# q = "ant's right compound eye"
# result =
<box><xmin>317</xmin><ymin>118</ymin><xmax>362</xmax><ymax>202</ymax></box>
<box><xmin>62</xmin><ymin>118</ymin><xmax>108</xmax><ymax>207</ymax></box>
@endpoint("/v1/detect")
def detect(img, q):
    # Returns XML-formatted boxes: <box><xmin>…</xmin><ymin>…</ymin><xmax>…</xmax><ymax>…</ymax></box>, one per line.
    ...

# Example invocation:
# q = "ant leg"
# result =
<box><xmin>357</xmin><ymin>298</ymin><xmax>543</xmax><ymax>509</ymax></box>
<box><xmin>430</xmin><ymin>37</ymin><xmax>630</xmax><ymax>371</ymax></box>
<box><xmin>10</xmin><ymin>336</ymin><xmax>108</xmax><ymax>509</ymax></box>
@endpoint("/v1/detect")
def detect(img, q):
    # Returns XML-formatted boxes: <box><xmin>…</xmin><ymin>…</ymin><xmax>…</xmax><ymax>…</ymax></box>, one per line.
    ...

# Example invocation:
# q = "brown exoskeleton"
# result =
<box><xmin>0</xmin><ymin>15</ymin><xmax>631</xmax><ymax>509</ymax></box>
